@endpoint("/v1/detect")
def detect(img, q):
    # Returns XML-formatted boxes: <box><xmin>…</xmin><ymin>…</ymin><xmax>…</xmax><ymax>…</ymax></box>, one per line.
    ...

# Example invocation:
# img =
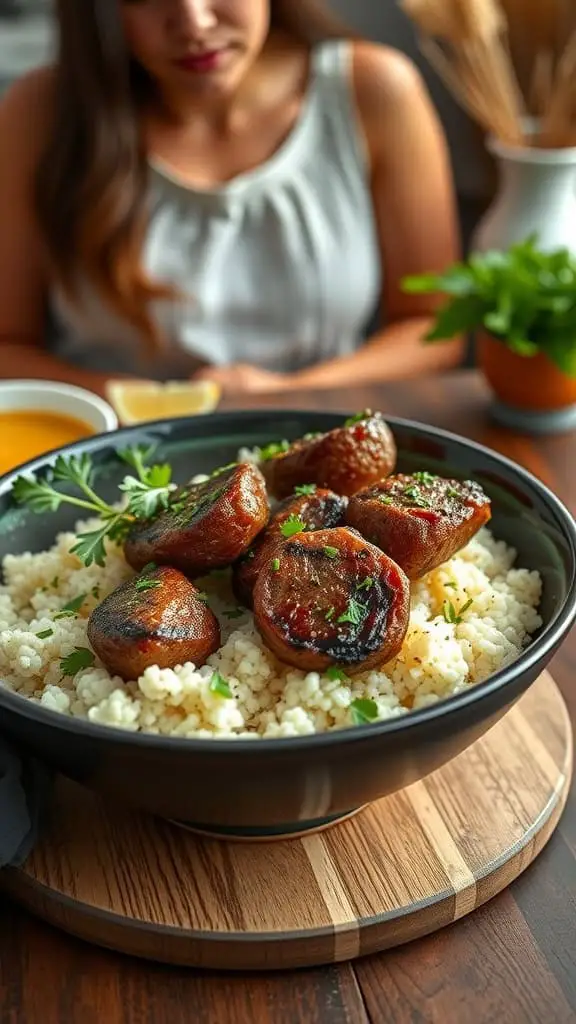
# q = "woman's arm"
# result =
<box><xmin>0</xmin><ymin>71</ymin><xmax>130</xmax><ymax>398</ymax></box>
<box><xmin>294</xmin><ymin>44</ymin><xmax>462</xmax><ymax>388</ymax></box>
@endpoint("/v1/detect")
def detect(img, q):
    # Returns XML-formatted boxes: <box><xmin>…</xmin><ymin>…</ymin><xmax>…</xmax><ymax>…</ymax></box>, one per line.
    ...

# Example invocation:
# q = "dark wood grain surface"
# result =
<box><xmin>1</xmin><ymin>369</ymin><xmax>575</xmax><ymax>1024</ymax></box>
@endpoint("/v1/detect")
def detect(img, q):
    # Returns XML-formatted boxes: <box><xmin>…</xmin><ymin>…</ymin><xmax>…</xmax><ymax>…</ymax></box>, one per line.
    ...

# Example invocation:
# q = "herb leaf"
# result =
<box><xmin>442</xmin><ymin>597</ymin><xmax>473</xmax><ymax>624</ymax></box>
<box><xmin>272</xmin><ymin>557</ymin><xmax>280</xmax><ymax>572</ymax></box>
<box><xmin>259</xmin><ymin>440</ymin><xmax>290</xmax><ymax>462</ymax></box>
<box><xmin>12</xmin><ymin>476</ymin><xmax>65</xmax><ymax>513</ymax></box>
<box><xmin>134</xmin><ymin>577</ymin><xmax>161</xmax><ymax>592</ymax></box>
<box><xmin>210</xmin><ymin>671</ymin><xmax>232</xmax><ymax>699</ymax></box>
<box><xmin>70</xmin><ymin>524</ymin><xmax>115</xmax><ymax>568</ymax></box>
<box><xmin>337</xmin><ymin>597</ymin><xmax>367</xmax><ymax>627</ymax></box>
<box><xmin>119</xmin><ymin>475</ymin><xmax>172</xmax><ymax>520</ymax></box>
<box><xmin>323</xmin><ymin>546</ymin><xmax>339</xmax><ymax>559</ymax></box>
<box><xmin>54</xmin><ymin>593</ymin><xmax>87</xmax><ymax>619</ymax></box>
<box><xmin>350</xmin><ymin>698</ymin><xmax>379</xmax><ymax>725</ymax></box>
<box><xmin>36</xmin><ymin>629</ymin><xmax>54</xmax><ymax>639</ymax></box>
<box><xmin>356</xmin><ymin>577</ymin><xmax>374</xmax><ymax>592</ymax></box>
<box><xmin>52</xmin><ymin>453</ymin><xmax>94</xmax><ymax>491</ymax></box>
<box><xmin>294</xmin><ymin>484</ymin><xmax>317</xmax><ymax>496</ymax></box>
<box><xmin>344</xmin><ymin>410</ymin><xmax>371</xmax><ymax>427</ymax></box>
<box><xmin>60</xmin><ymin>647</ymin><xmax>96</xmax><ymax>677</ymax></box>
<box><xmin>280</xmin><ymin>515</ymin><xmax>306</xmax><ymax>539</ymax></box>
<box><xmin>326</xmin><ymin>666</ymin><xmax>350</xmax><ymax>683</ymax></box>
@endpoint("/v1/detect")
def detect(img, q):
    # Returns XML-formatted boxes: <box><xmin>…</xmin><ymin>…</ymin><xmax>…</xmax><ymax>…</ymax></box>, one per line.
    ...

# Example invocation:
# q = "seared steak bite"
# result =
<box><xmin>345</xmin><ymin>472</ymin><xmax>491</xmax><ymax>579</ymax></box>
<box><xmin>124</xmin><ymin>463</ymin><xmax>269</xmax><ymax>576</ymax></box>
<box><xmin>87</xmin><ymin>565</ymin><xmax>221</xmax><ymax>680</ymax></box>
<box><xmin>253</xmin><ymin>526</ymin><xmax>410</xmax><ymax>674</ymax></box>
<box><xmin>232</xmin><ymin>486</ymin><xmax>347</xmax><ymax>608</ymax></box>
<box><xmin>261</xmin><ymin>412</ymin><xmax>397</xmax><ymax>499</ymax></box>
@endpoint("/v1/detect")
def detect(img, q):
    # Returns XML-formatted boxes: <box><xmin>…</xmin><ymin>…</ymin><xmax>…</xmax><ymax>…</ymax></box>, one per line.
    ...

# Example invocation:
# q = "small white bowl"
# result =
<box><xmin>0</xmin><ymin>379</ymin><xmax>118</xmax><ymax>434</ymax></box>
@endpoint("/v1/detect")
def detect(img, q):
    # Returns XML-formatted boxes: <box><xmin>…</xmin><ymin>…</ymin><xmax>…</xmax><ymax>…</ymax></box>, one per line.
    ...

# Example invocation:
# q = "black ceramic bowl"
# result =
<box><xmin>1</xmin><ymin>410</ymin><xmax>575</xmax><ymax>839</ymax></box>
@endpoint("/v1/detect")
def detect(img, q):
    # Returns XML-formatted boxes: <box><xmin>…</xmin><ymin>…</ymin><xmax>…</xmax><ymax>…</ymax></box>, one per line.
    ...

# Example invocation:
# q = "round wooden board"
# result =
<box><xmin>2</xmin><ymin>671</ymin><xmax>572</xmax><ymax>972</ymax></box>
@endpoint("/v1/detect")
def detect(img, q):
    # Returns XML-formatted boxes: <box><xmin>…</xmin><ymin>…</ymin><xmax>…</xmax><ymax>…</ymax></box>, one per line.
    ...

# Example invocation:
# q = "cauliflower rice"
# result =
<box><xmin>0</xmin><ymin>516</ymin><xmax>543</xmax><ymax>739</ymax></box>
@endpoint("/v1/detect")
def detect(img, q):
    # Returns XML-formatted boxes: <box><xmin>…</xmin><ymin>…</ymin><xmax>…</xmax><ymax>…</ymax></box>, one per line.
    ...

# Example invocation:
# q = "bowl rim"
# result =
<box><xmin>0</xmin><ymin>407</ymin><xmax>575</xmax><ymax>753</ymax></box>
<box><xmin>0</xmin><ymin>378</ymin><xmax>118</xmax><ymax>432</ymax></box>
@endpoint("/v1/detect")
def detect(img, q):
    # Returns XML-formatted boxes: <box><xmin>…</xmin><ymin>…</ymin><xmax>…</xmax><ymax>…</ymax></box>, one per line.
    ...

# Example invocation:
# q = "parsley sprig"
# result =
<box><xmin>12</xmin><ymin>446</ymin><xmax>173</xmax><ymax>568</ymax></box>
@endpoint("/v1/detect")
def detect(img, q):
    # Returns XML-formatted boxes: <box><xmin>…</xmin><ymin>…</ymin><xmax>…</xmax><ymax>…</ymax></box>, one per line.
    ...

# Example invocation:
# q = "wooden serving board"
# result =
<box><xmin>2</xmin><ymin>672</ymin><xmax>571</xmax><ymax>972</ymax></box>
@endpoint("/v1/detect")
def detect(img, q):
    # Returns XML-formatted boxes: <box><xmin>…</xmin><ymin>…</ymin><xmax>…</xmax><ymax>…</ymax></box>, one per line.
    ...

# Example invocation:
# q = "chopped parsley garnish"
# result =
<box><xmin>294</xmin><ymin>484</ymin><xmax>317</xmax><ymax>496</ymax></box>
<box><xmin>444</xmin><ymin>581</ymin><xmax>458</xmax><ymax>590</ymax></box>
<box><xmin>91</xmin><ymin>586</ymin><xmax>101</xmax><ymax>600</ymax></box>
<box><xmin>326</xmin><ymin>666</ymin><xmax>350</xmax><ymax>683</ymax></box>
<box><xmin>36</xmin><ymin>629</ymin><xmax>53</xmax><ymax>640</ymax></box>
<box><xmin>223</xmin><ymin>607</ymin><xmax>245</xmax><ymax>620</ymax></box>
<box><xmin>325</xmin><ymin>606</ymin><xmax>335</xmax><ymax>622</ymax></box>
<box><xmin>379</xmin><ymin>495</ymin><xmax>393</xmax><ymax>505</ymax></box>
<box><xmin>350</xmin><ymin>698</ymin><xmax>379</xmax><ymax>725</ymax></box>
<box><xmin>272</xmin><ymin>557</ymin><xmax>281</xmax><ymax>572</ymax></box>
<box><xmin>259</xmin><ymin>440</ymin><xmax>290</xmax><ymax>462</ymax></box>
<box><xmin>337</xmin><ymin>597</ymin><xmax>368</xmax><ymax>627</ymax></box>
<box><xmin>54</xmin><ymin>593</ymin><xmax>87</xmax><ymax>620</ymax></box>
<box><xmin>356</xmin><ymin>577</ymin><xmax>374</xmax><ymax>592</ymax></box>
<box><xmin>402</xmin><ymin>485</ymin><xmax>431</xmax><ymax>508</ymax></box>
<box><xmin>442</xmin><ymin>597</ymin><xmax>474</xmax><ymax>624</ymax></box>
<box><xmin>323</xmin><ymin>546</ymin><xmax>339</xmax><ymax>559</ymax></box>
<box><xmin>280</xmin><ymin>515</ymin><xmax>306</xmax><ymax>539</ymax></box>
<box><xmin>134</xmin><ymin>577</ymin><xmax>161</xmax><ymax>592</ymax></box>
<box><xmin>60</xmin><ymin>647</ymin><xmax>96</xmax><ymax>677</ymax></box>
<box><xmin>12</xmin><ymin>447</ymin><xmax>174</xmax><ymax>568</ymax></box>
<box><xmin>413</xmin><ymin>471</ymin><xmax>437</xmax><ymax>485</ymax></box>
<box><xmin>196</xmin><ymin>592</ymin><xmax>209</xmax><ymax>604</ymax></box>
<box><xmin>344</xmin><ymin>409</ymin><xmax>371</xmax><ymax>427</ymax></box>
<box><xmin>210</xmin><ymin>671</ymin><xmax>232</xmax><ymax>699</ymax></box>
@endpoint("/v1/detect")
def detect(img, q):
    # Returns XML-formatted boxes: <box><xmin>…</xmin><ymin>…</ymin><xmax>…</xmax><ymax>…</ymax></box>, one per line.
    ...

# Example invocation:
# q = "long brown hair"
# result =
<box><xmin>36</xmin><ymin>0</ymin><xmax>351</xmax><ymax>351</ymax></box>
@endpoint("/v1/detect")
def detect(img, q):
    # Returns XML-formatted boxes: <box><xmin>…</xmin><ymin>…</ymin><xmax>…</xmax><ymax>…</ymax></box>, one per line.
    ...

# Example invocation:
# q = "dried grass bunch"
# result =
<box><xmin>400</xmin><ymin>0</ymin><xmax>576</xmax><ymax>148</ymax></box>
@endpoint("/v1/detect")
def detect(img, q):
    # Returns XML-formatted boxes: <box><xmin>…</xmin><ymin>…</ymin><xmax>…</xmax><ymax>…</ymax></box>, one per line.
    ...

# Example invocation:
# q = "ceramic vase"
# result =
<box><xmin>471</xmin><ymin>131</ymin><xmax>576</xmax><ymax>434</ymax></box>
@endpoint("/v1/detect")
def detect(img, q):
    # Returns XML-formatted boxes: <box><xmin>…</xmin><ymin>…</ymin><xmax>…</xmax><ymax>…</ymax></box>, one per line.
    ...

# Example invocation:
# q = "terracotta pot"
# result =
<box><xmin>477</xmin><ymin>332</ymin><xmax>576</xmax><ymax>412</ymax></box>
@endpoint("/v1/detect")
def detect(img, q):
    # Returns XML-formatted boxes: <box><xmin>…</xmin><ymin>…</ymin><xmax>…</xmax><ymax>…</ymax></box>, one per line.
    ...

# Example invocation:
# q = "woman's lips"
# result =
<box><xmin>175</xmin><ymin>49</ymin><xmax>229</xmax><ymax>73</ymax></box>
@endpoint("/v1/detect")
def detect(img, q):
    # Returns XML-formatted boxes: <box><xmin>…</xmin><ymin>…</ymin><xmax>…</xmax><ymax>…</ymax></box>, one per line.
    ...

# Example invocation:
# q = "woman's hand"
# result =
<box><xmin>192</xmin><ymin>363</ymin><xmax>289</xmax><ymax>394</ymax></box>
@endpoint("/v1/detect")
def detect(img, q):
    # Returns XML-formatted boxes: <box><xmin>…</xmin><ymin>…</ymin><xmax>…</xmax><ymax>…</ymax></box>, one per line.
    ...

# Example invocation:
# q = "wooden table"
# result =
<box><xmin>1</xmin><ymin>369</ymin><xmax>575</xmax><ymax>1024</ymax></box>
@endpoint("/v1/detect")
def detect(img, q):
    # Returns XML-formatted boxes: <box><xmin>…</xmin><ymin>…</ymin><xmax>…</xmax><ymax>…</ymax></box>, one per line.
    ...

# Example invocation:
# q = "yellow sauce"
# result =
<box><xmin>0</xmin><ymin>410</ymin><xmax>95</xmax><ymax>475</ymax></box>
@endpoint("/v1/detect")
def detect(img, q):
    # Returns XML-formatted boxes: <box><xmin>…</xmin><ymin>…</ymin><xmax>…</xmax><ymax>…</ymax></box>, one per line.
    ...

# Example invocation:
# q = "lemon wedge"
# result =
<box><xmin>105</xmin><ymin>380</ymin><xmax>222</xmax><ymax>426</ymax></box>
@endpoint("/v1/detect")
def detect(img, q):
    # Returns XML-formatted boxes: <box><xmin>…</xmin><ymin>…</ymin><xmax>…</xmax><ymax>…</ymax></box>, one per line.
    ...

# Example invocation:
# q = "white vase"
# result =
<box><xmin>471</xmin><ymin>134</ymin><xmax>576</xmax><ymax>256</ymax></box>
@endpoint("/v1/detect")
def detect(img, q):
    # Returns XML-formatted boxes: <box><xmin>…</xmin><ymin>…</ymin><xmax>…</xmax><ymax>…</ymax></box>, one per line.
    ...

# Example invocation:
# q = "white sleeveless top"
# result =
<box><xmin>47</xmin><ymin>41</ymin><xmax>382</xmax><ymax>379</ymax></box>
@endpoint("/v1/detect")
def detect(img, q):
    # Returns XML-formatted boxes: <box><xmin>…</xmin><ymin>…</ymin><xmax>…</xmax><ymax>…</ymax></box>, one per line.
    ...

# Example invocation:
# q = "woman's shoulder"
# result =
<box><xmin>348</xmin><ymin>41</ymin><xmax>428</xmax><ymax>122</ymax></box>
<box><xmin>0</xmin><ymin>66</ymin><xmax>56</xmax><ymax>160</ymax></box>
<box><xmin>346</xmin><ymin>40</ymin><xmax>443</xmax><ymax>164</ymax></box>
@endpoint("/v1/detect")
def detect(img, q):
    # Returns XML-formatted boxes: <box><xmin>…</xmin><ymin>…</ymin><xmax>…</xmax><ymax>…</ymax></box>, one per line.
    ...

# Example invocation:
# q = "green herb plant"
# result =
<box><xmin>403</xmin><ymin>237</ymin><xmax>576</xmax><ymax>376</ymax></box>
<box><xmin>12</xmin><ymin>445</ymin><xmax>173</xmax><ymax>568</ymax></box>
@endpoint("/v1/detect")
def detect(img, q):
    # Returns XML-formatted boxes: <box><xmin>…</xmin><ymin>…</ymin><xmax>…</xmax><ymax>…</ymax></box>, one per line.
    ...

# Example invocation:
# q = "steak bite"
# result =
<box><xmin>124</xmin><ymin>463</ymin><xmax>269</xmax><ymax>576</ymax></box>
<box><xmin>87</xmin><ymin>565</ymin><xmax>221</xmax><ymax>681</ymax></box>
<box><xmin>252</xmin><ymin>526</ymin><xmax>410</xmax><ymax>675</ymax></box>
<box><xmin>345</xmin><ymin>472</ymin><xmax>491</xmax><ymax>580</ymax></box>
<box><xmin>232</xmin><ymin>486</ymin><xmax>348</xmax><ymax>608</ymax></box>
<box><xmin>261</xmin><ymin>411</ymin><xmax>397</xmax><ymax>499</ymax></box>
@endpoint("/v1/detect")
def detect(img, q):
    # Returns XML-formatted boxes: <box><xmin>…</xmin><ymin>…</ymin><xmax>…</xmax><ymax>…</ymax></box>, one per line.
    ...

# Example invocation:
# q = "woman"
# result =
<box><xmin>0</xmin><ymin>0</ymin><xmax>461</xmax><ymax>396</ymax></box>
